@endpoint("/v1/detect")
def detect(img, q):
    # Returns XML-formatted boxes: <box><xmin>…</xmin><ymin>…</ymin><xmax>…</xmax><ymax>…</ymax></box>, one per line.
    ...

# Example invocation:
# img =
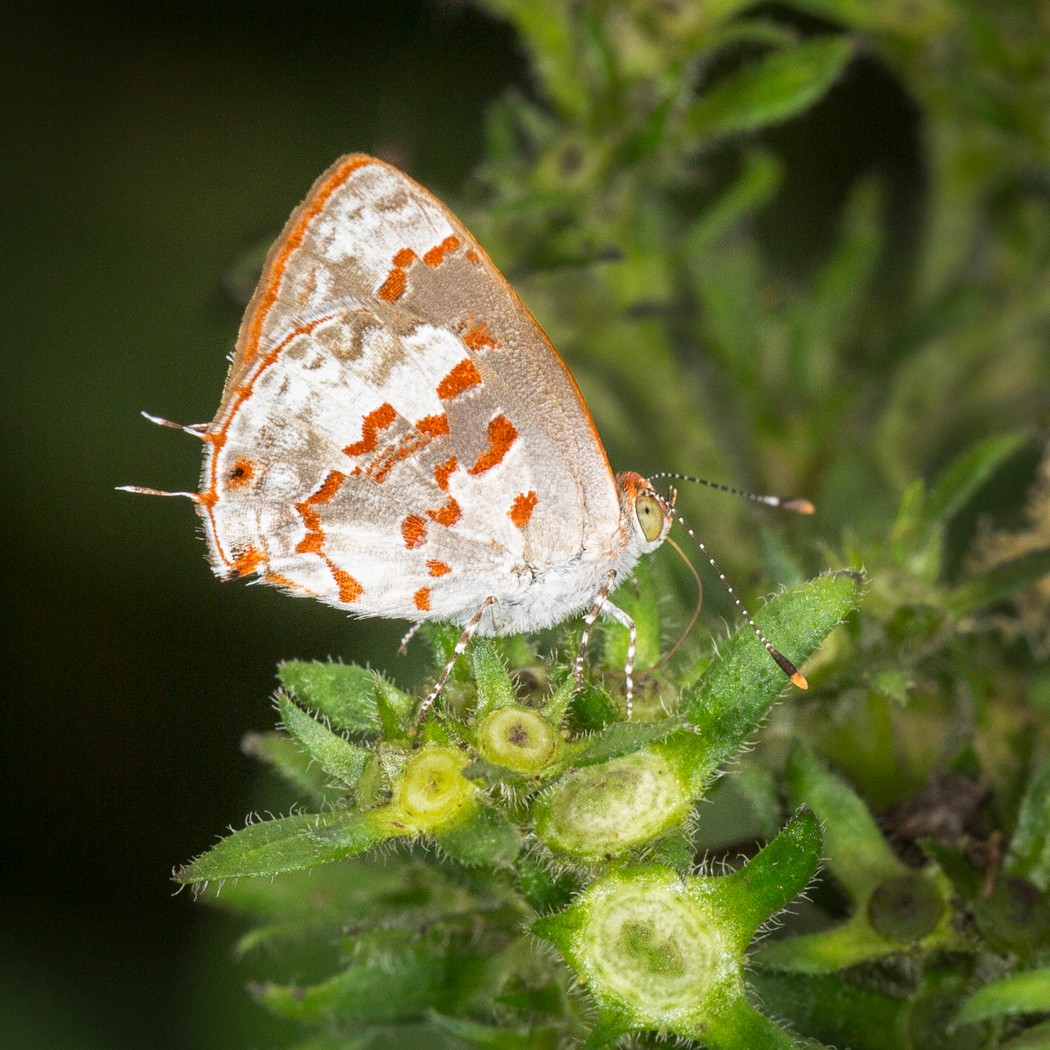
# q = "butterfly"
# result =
<box><xmin>122</xmin><ymin>155</ymin><xmax>808</xmax><ymax>716</ymax></box>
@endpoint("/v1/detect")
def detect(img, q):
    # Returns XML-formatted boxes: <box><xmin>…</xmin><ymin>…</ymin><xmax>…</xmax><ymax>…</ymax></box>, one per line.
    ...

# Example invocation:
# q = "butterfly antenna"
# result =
<box><xmin>648</xmin><ymin>472</ymin><xmax>814</xmax><ymax>515</ymax></box>
<box><xmin>667</xmin><ymin>506</ymin><xmax>808</xmax><ymax>689</ymax></box>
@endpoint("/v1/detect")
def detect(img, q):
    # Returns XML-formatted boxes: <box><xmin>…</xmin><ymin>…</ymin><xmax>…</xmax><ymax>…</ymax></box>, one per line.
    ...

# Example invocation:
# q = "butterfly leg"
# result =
<box><xmin>398</xmin><ymin>621</ymin><xmax>423</xmax><ymax>655</ymax></box>
<box><xmin>573</xmin><ymin>573</ymin><xmax>637</xmax><ymax>720</ymax></box>
<box><xmin>417</xmin><ymin>597</ymin><xmax>494</xmax><ymax>721</ymax></box>
<box><xmin>600</xmin><ymin>600</ymin><xmax>638</xmax><ymax>721</ymax></box>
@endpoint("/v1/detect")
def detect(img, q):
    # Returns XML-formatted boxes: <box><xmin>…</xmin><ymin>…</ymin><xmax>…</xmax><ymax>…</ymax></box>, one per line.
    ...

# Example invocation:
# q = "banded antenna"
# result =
<box><xmin>652</xmin><ymin>473</ymin><xmax>813</xmax><ymax>690</ymax></box>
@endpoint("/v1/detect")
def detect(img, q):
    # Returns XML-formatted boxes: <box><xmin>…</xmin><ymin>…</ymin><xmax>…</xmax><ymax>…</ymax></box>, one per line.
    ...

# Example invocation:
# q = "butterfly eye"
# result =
<box><xmin>635</xmin><ymin>493</ymin><xmax>664</xmax><ymax>542</ymax></box>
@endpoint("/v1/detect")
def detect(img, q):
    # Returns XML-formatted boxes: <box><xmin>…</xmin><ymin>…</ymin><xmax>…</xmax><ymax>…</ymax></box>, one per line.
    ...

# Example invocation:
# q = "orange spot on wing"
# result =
<box><xmin>226</xmin><ymin>458</ymin><xmax>255</xmax><ymax>488</ymax></box>
<box><xmin>427</xmin><ymin>560</ymin><xmax>451</xmax><ymax>577</ymax></box>
<box><xmin>414</xmin><ymin>587</ymin><xmax>431</xmax><ymax>611</ymax></box>
<box><xmin>309</xmin><ymin>469</ymin><xmax>348</xmax><ymax>504</ymax></box>
<box><xmin>423</xmin><ymin>235</ymin><xmax>460</xmax><ymax>267</ymax></box>
<box><xmin>295</xmin><ymin>470</ymin><xmax>347</xmax><ymax>554</ymax></box>
<box><xmin>296</xmin><ymin>530</ymin><xmax>323</xmax><ymax>556</ymax></box>
<box><xmin>427</xmin><ymin>497</ymin><xmax>462</xmax><ymax>528</ymax></box>
<box><xmin>466</xmin><ymin>249</ymin><xmax>480</xmax><ymax>264</ymax></box>
<box><xmin>433</xmin><ymin>456</ymin><xmax>458</xmax><ymax>491</ymax></box>
<box><xmin>402</xmin><ymin>514</ymin><xmax>427</xmax><ymax>549</ymax></box>
<box><xmin>509</xmin><ymin>490</ymin><xmax>538</xmax><ymax>528</ymax></box>
<box><xmin>469</xmin><ymin>415</ymin><xmax>518</xmax><ymax>475</ymax></box>
<box><xmin>368</xmin><ymin>415</ymin><xmax>450</xmax><ymax>484</ymax></box>
<box><xmin>332</xmin><ymin>567</ymin><xmax>364</xmax><ymax>604</ymax></box>
<box><xmin>344</xmin><ymin>403</ymin><xmax>397</xmax><ymax>457</ymax></box>
<box><xmin>378</xmin><ymin>248</ymin><xmax>419</xmax><ymax>302</ymax></box>
<box><xmin>231</xmin><ymin>546</ymin><xmax>264</xmax><ymax>577</ymax></box>
<box><xmin>462</xmin><ymin>320</ymin><xmax>498</xmax><ymax>351</ymax></box>
<box><xmin>437</xmin><ymin>359</ymin><xmax>481</xmax><ymax>401</ymax></box>
<box><xmin>416</xmin><ymin>413</ymin><xmax>450</xmax><ymax>438</ymax></box>
<box><xmin>288</xmin><ymin>470</ymin><xmax>362</xmax><ymax>603</ymax></box>
<box><xmin>377</xmin><ymin>269</ymin><xmax>406</xmax><ymax>302</ymax></box>
<box><xmin>266</xmin><ymin>571</ymin><xmax>306</xmax><ymax>593</ymax></box>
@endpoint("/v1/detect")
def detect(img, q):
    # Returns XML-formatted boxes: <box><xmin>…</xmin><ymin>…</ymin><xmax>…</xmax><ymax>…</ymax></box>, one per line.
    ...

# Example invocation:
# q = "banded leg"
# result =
<box><xmin>417</xmin><ymin>597</ymin><xmax>494</xmax><ymax>721</ymax></box>
<box><xmin>398</xmin><ymin>621</ymin><xmax>423</xmax><ymax>655</ymax></box>
<box><xmin>573</xmin><ymin>574</ymin><xmax>638</xmax><ymax>720</ymax></box>
<box><xmin>601</xmin><ymin>601</ymin><xmax>638</xmax><ymax>721</ymax></box>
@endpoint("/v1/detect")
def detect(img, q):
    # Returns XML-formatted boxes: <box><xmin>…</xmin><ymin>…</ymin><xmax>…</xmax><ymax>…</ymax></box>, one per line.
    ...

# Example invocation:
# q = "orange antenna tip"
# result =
<box><xmin>783</xmin><ymin>498</ymin><xmax>815</xmax><ymax>515</ymax></box>
<box><xmin>791</xmin><ymin>671</ymin><xmax>809</xmax><ymax>690</ymax></box>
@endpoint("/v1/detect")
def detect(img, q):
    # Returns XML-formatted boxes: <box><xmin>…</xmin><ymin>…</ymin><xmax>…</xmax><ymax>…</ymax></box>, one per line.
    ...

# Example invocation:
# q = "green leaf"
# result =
<box><xmin>783</xmin><ymin>0</ymin><xmax>950</xmax><ymax>36</ymax></box>
<box><xmin>786</xmin><ymin>744</ymin><xmax>906</xmax><ymax>900</ymax></box>
<box><xmin>691</xmin><ymin>993</ymin><xmax>813</xmax><ymax>1049</ymax></box>
<box><xmin>1005</xmin><ymin>759</ymin><xmax>1050</xmax><ymax>890</ymax></box>
<box><xmin>470</xmin><ymin>641</ymin><xmax>516</xmax><ymax>717</ymax></box>
<box><xmin>278</xmin><ymin>695</ymin><xmax>372</xmax><ymax>789</ymax></box>
<box><xmin>693</xmin><ymin>238</ymin><xmax>766</xmax><ymax>382</ymax></box>
<box><xmin>176</xmin><ymin>809</ymin><xmax>390</xmax><ymax>882</ymax></box>
<box><xmin>540</xmin><ymin>674</ymin><xmax>575</xmax><ymax>726</ymax></box>
<box><xmin>375</xmin><ymin>676</ymin><xmax>416</xmax><ymax>738</ymax></box>
<box><xmin>683</xmin><ymin>36</ymin><xmax>854</xmax><ymax>143</ymax></box>
<box><xmin>429</xmin><ymin>1014</ymin><xmax>561</xmax><ymax>1050</ymax></box>
<box><xmin>241</xmin><ymin>730</ymin><xmax>342</xmax><ymax>805</ymax></box>
<box><xmin>714</xmin><ymin>808</ymin><xmax>823</xmax><ymax>949</ymax></box>
<box><xmin>945</xmin><ymin>546</ymin><xmax>1050</xmax><ymax>617</ymax></box>
<box><xmin>748</xmin><ymin>971</ymin><xmax>906</xmax><ymax>1050</ymax></box>
<box><xmin>473</xmin><ymin>0</ymin><xmax>585</xmax><ymax>120</ymax></box>
<box><xmin>686</xmin><ymin>151</ymin><xmax>783</xmax><ymax>257</ymax></box>
<box><xmin>921</xmin><ymin>431</ymin><xmax>1027</xmax><ymax>541</ymax></box>
<box><xmin>1001</xmin><ymin>1019</ymin><xmax>1050</xmax><ymax>1050</ymax></box>
<box><xmin>562</xmin><ymin>717</ymin><xmax>684</xmax><ymax>768</ymax></box>
<box><xmin>787</xmin><ymin>179</ymin><xmax>882</xmax><ymax>394</ymax></box>
<box><xmin>434</xmin><ymin>802</ymin><xmax>522</xmax><ymax>867</ymax></box>
<box><xmin>755</xmin><ymin>916</ymin><xmax>896</xmax><ymax>973</ymax></box>
<box><xmin>278</xmin><ymin>661</ymin><xmax>384</xmax><ymax>734</ymax></box>
<box><xmin>570</xmin><ymin>680</ymin><xmax>620</xmax><ymax>730</ymax></box>
<box><xmin>701</xmin><ymin>17</ymin><xmax>801</xmax><ymax>61</ymax></box>
<box><xmin>676</xmin><ymin>571</ymin><xmax>864</xmax><ymax>787</ymax></box>
<box><xmin>957</xmin><ymin>968</ymin><xmax>1050</xmax><ymax>1025</ymax></box>
<box><xmin>194</xmin><ymin>854</ymin><xmax>430</xmax><ymax>933</ymax></box>
<box><xmin>258</xmin><ymin>941</ymin><xmax>449</xmax><ymax>1025</ymax></box>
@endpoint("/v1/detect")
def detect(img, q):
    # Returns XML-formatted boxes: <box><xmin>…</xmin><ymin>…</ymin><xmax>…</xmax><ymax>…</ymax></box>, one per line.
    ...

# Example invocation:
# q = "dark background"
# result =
<box><xmin>3</xmin><ymin>3</ymin><xmax>917</xmax><ymax>1047</ymax></box>
<box><xmin>4</xmin><ymin>4</ymin><xmax>524</xmax><ymax>1047</ymax></box>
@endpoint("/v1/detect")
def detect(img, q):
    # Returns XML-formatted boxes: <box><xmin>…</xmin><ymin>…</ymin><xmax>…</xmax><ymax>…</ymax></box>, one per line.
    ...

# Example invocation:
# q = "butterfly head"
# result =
<box><xmin>616</xmin><ymin>471</ymin><xmax>674</xmax><ymax>556</ymax></box>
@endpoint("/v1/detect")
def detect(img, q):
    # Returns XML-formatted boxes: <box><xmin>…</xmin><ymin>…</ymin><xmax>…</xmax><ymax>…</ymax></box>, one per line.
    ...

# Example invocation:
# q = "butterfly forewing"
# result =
<box><xmin>199</xmin><ymin>155</ymin><xmax>623</xmax><ymax>625</ymax></box>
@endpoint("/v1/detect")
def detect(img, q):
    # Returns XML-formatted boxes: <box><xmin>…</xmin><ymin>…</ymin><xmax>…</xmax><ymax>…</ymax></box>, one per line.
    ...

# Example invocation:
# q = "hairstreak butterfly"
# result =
<box><xmin>122</xmin><ymin>155</ymin><xmax>811</xmax><ymax>717</ymax></box>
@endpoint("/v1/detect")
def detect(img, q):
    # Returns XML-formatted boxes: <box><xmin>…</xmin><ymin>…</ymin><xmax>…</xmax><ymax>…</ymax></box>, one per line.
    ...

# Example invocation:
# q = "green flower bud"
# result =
<box><xmin>535</xmin><ymin>866</ymin><xmax>739</xmax><ymax>1031</ymax></box>
<box><xmin>476</xmin><ymin>705</ymin><xmax>558</xmax><ymax>773</ymax></box>
<box><xmin>391</xmin><ymin>746</ymin><xmax>476</xmax><ymax>832</ymax></box>
<box><xmin>535</xmin><ymin>745</ymin><xmax>693</xmax><ymax>859</ymax></box>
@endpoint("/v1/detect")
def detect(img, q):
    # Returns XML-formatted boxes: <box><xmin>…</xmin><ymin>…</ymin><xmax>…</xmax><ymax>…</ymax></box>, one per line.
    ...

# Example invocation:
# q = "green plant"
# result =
<box><xmin>182</xmin><ymin>2</ymin><xmax>1050</xmax><ymax>1046</ymax></box>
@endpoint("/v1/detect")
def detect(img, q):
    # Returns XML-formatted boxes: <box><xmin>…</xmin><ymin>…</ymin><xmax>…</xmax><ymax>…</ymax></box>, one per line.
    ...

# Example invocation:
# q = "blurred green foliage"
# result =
<box><xmin>169</xmin><ymin>0</ymin><xmax>1050</xmax><ymax>1046</ymax></box>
